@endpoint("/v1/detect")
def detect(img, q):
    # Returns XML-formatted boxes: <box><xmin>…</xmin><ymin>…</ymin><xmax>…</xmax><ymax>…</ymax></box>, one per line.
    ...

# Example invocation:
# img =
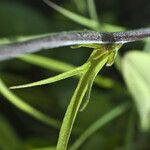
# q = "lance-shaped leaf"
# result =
<box><xmin>0</xmin><ymin>78</ymin><xmax>60</xmax><ymax>128</ymax></box>
<box><xmin>10</xmin><ymin>63</ymin><xmax>89</xmax><ymax>89</ymax></box>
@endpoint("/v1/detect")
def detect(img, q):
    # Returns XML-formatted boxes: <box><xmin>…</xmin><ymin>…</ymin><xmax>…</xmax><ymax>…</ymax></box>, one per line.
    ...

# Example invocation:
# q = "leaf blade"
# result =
<box><xmin>19</xmin><ymin>54</ymin><xmax>116</xmax><ymax>89</ymax></box>
<box><xmin>70</xmin><ymin>103</ymin><xmax>129</xmax><ymax>150</ymax></box>
<box><xmin>10</xmin><ymin>63</ymin><xmax>88</xmax><ymax>89</ymax></box>
<box><xmin>0</xmin><ymin>77</ymin><xmax>60</xmax><ymax>128</ymax></box>
<box><xmin>43</xmin><ymin>0</ymin><xmax>99</xmax><ymax>29</ymax></box>
<box><xmin>122</xmin><ymin>51</ymin><xmax>150</xmax><ymax>130</ymax></box>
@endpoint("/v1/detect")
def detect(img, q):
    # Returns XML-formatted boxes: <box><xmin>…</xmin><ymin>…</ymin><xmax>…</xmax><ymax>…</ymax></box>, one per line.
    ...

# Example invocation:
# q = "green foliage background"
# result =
<box><xmin>0</xmin><ymin>0</ymin><xmax>150</xmax><ymax>150</ymax></box>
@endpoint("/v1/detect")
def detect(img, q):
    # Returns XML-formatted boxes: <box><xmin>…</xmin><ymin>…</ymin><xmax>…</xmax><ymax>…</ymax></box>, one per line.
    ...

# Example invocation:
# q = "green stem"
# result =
<box><xmin>87</xmin><ymin>0</ymin><xmax>99</xmax><ymax>24</ymax></box>
<box><xmin>70</xmin><ymin>103</ymin><xmax>130</xmax><ymax>150</ymax></box>
<box><xmin>10</xmin><ymin>64</ymin><xmax>88</xmax><ymax>89</ymax></box>
<box><xmin>19</xmin><ymin>54</ymin><xmax>117</xmax><ymax>89</ymax></box>
<box><xmin>56</xmin><ymin>72</ymin><xmax>89</xmax><ymax>150</ymax></box>
<box><xmin>56</xmin><ymin>48</ymin><xmax>110</xmax><ymax>150</ymax></box>
<box><xmin>43</xmin><ymin>0</ymin><xmax>99</xmax><ymax>30</ymax></box>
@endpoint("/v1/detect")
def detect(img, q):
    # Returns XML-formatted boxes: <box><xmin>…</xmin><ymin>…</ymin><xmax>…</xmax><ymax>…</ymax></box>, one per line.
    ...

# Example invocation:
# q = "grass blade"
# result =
<box><xmin>19</xmin><ymin>54</ymin><xmax>115</xmax><ymax>88</ymax></box>
<box><xmin>124</xmin><ymin>109</ymin><xmax>135</xmax><ymax>150</ymax></box>
<box><xmin>87</xmin><ymin>0</ymin><xmax>99</xmax><ymax>23</ymax></box>
<box><xmin>79</xmin><ymin>79</ymin><xmax>93</xmax><ymax>111</ymax></box>
<box><xmin>0</xmin><ymin>77</ymin><xmax>60</xmax><ymax>128</ymax></box>
<box><xmin>43</xmin><ymin>0</ymin><xmax>124</xmax><ymax>31</ymax></box>
<box><xmin>70</xmin><ymin>103</ymin><xmax>129</xmax><ymax>150</ymax></box>
<box><xmin>10</xmin><ymin>64</ymin><xmax>89</xmax><ymax>89</ymax></box>
<box><xmin>56</xmin><ymin>73</ymin><xmax>89</xmax><ymax>150</ymax></box>
<box><xmin>19</xmin><ymin>54</ymin><xmax>75</xmax><ymax>73</ymax></box>
<box><xmin>43</xmin><ymin>0</ymin><xmax>99</xmax><ymax>30</ymax></box>
<box><xmin>56</xmin><ymin>49</ymin><xmax>110</xmax><ymax>150</ymax></box>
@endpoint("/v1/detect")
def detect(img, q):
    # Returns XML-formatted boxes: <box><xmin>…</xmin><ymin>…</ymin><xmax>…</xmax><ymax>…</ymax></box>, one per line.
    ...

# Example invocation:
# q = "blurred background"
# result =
<box><xmin>0</xmin><ymin>0</ymin><xmax>150</xmax><ymax>150</ymax></box>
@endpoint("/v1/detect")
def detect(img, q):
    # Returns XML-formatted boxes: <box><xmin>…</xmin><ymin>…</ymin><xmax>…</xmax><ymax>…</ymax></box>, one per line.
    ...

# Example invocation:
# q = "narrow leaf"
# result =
<box><xmin>87</xmin><ymin>0</ymin><xmax>99</xmax><ymax>23</ymax></box>
<box><xmin>70</xmin><ymin>103</ymin><xmax>129</xmax><ymax>150</ymax></box>
<box><xmin>79</xmin><ymin>79</ymin><xmax>93</xmax><ymax>111</ymax></box>
<box><xmin>43</xmin><ymin>0</ymin><xmax>99</xmax><ymax>29</ymax></box>
<box><xmin>19</xmin><ymin>54</ymin><xmax>116</xmax><ymax>88</ymax></box>
<box><xmin>19</xmin><ymin>54</ymin><xmax>75</xmax><ymax>72</ymax></box>
<box><xmin>56</xmin><ymin>73</ymin><xmax>89</xmax><ymax>150</ymax></box>
<box><xmin>0</xmin><ymin>78</ymin><xmax>60</xmax><ymax>128</ymax></box>
<box><xmin>10</xmin><ymin>64</ymin><xmax>89</xmax><ymax>89</ymax></box>
<box><xmin>56</xmin><ymin>49</ymin><xmax>110</xmax><ymax>150</ymax></box>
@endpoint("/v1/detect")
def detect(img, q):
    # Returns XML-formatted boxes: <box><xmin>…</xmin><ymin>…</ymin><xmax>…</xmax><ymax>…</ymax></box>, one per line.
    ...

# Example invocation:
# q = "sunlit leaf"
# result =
<box><xmin>56</xmin><ymin>49</ymin><xmax>111</xmax><ymax>150</ymax></box>
<box><xmin>122</xmin><ymin>51</ymin><xmax>150</xmax><ymax>130</ymax></box>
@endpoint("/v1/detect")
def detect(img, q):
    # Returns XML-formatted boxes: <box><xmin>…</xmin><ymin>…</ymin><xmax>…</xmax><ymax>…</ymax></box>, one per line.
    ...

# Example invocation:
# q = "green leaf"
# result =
<box><xmin>56</xmin><ymin>73</ymin><xmax>89</xmax><ymax>150</ymax></box>
<box><xmin>70</xmin><ymin>103</ymin><xmax>129</xmax><ymax>150</ymax></box>
<box><xmin>56</xmin><ymin>48</ymin><xmax>111</xmax><ymax>150</ymax></box>
<box><xmin>43</xmin><ymin>0</ymin><xmax>124</xmax><ymax>32</ymax></box>
<box><xmin>0</xmin><ymin>77</ymin><xmax>60</xmax><ymax>128</ymax></box>
<box><xmin>10</xmin><ymin>63</ymin><xmax>89</xmax><ymax>89</ymax></box>
<box><xmin>73</xmin><ymin>0</ymin><xmax>87</xmax><ymax>14</ymax></box>
<box><xmin>43</xmin><ymin>0</ymin><xmax>99</xmax><ymax>30</ymax></box>
<box><xmin>87</xmin><ymin>0</ymin><xmax>99</xmax><ymax>23</ymax></box>
<box><xmin>19</xmin><ymin>54</ymin><xmax>115</xmax><ymax>89</ymax></box>
<box><xmin>144</xmin><ymin>39</ymin><xmax>150</xmax><ymax>53</ymax></box>
<box><xmin>79</xmin><ymin>78</ymin><xmax>94</xmax><ymax>111</ymax></box>
<box><xmin>122</xmin><ymin>51</ymin><xmax>150</xmax><ymax>130</ymax></box>
<box><xmin>19</xmin><ymin>54</ymin><xmax>75</xmax><ymax>72</ymax></box>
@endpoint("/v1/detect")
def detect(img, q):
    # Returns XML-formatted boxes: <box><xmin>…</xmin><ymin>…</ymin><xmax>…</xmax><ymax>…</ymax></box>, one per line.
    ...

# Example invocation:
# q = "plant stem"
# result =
<box><xmin>70</xmin><ymin>102</ymin><xmax>130</xmax><ymax>150</ymax></box>
<box><xmin>43</xmin><ymin>0</ymin><xmax>99</xmax><ymax>30</ymax></box>
<box><xmin>87</xmin><ymin>0</ymin><xmax>99</xmax><ymax>24</ymax></box>
<box><xmin>56</xmin><ymin>46</ymin><xmax>111</xmax><ymax>150</ymax></box>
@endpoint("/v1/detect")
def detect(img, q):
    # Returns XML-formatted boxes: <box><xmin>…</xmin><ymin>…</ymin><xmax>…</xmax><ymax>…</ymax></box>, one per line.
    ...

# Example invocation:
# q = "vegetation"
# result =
<box><xmin>0</xmin><ymin>0</ymin><xmax>150</xmax><ymax>150</ymax></box>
